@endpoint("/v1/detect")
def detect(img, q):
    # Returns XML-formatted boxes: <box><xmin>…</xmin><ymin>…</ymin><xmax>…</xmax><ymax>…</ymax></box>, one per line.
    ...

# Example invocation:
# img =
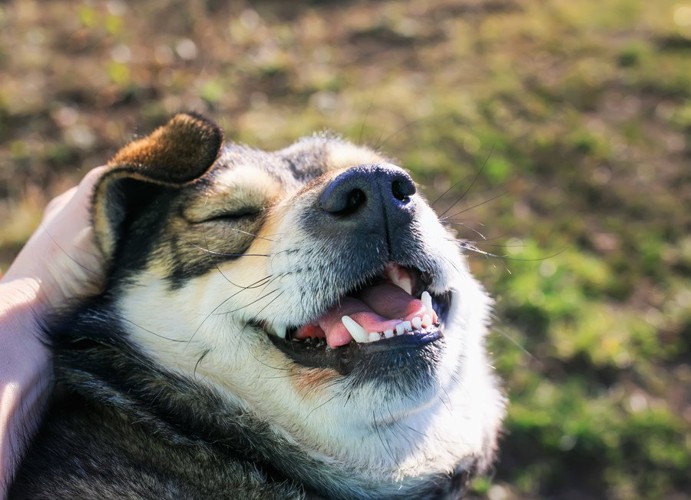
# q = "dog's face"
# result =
<box><xmin>92</xmin><ymin>114</ymin><xmax>503</xmax><ymax>485</ymax></box>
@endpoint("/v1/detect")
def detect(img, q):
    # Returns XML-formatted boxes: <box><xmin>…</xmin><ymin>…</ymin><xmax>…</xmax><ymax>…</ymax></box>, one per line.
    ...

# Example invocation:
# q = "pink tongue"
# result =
<box><xmin>295</xmin><ymin>283</ymin><xmax>426</xmax><ymax>348</ymax></box>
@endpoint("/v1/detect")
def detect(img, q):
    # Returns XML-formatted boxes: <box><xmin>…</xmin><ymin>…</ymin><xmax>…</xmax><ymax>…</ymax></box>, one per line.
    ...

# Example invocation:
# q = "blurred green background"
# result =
<box><xmin>1</xmin><ymin>0</ymin><xmax>689</xmax><ymax>498</ymax></box>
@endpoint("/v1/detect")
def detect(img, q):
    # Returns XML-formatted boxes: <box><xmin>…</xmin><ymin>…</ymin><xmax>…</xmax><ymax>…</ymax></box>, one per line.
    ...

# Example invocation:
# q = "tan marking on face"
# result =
<box><xmin>253</xmin><ymin>206</ymin><xmax>285</xmax><ymax>247</ymax></box>
<box><xmin>260</xmin><ymin>346</ymin><xmax>340</xmax><ymax>396</ymax></box>
<box><xmin>136</xmin><ymin>166</ymin><xmax>291</xmax><ymax>285</ymax></box>
<box><xmin>184</xmin><ymin>168</ymin><xmax>283</xmax><ymax>223</ymax></box>
<box><xmin>210</xmin><ymin>206</ymin><xmax>284</xmax><ymax>288</ymax></box>
<box><xmin>290</xmin><ymin>366</ymin><xmax>340</xmax><ymax>399</ymax></box>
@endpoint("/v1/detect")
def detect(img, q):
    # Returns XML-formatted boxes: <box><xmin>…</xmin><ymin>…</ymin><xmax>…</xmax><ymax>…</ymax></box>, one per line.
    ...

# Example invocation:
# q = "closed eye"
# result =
<box><xmin>197</xmin><ymin>209</ymin><xmax>262</xmax><ymax>223</ymax></box>
<box><xmin>182</xmin><ymin>204</ymin><xmax>265</xmax><ymax>225</ymax></box>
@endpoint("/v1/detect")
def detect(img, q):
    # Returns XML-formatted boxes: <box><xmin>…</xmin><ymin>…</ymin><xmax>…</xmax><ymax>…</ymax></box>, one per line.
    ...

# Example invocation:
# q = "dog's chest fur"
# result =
<box><xmin>10</xmin><ymin>114</ymin><xmax>504</xmax><ymax>499</ymax></box>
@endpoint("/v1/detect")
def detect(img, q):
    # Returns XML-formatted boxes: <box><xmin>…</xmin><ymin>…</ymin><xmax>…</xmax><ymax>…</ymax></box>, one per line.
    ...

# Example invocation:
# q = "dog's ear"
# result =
<box><xmin>92</xmin><ymin>113</ymin><xmax>223</xmax><ymax>259</ymax></box>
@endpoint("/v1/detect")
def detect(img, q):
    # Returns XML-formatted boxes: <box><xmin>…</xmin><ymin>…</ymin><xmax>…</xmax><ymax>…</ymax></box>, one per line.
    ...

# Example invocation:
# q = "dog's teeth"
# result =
<box><xmin>399</xmin><ymin>278</ymin><xmax>413</xmax><ymax>295</ymax></box>
<box><xmin>341</xmin><ymin>315</ymin><xmax>369</xmax><ymax>343</ymax></box>
<box><xmin>395</xmin><ymin>323</ymin><xmax>406</xmax><ymax>335</ymax></box>
<box><xmin>386</xmin><ymin>264</ymin><xmax>413</xmax><ymax>295</ymax></box>
<box><xmin>368</xmin><ymin>332</ymin><xmax>380</xmax><ymax>342</ymax></box>
<box><xmin>411</xmin><ymin>316</ymin><xmax>422</xmax><ymax>330</ymax></box>
<box><xmin>421</xmin><ymin>314</ymin><xmax>432</xmax><ymax>328</ymax></box>
<box><xmin>421</xmin><ymin>291</ymin><xmax>434</xmax><ymax>315</ymax></box>
<box><xmin>384</xmin><ymin>329</ymin><xmax>394</xmax><ymax>338</ymax></box>
<box><xmin>274</xmin><ymin>324</ymin><xmax>287</xmax><ymax>339</ymax></box>
<box><xmin>401</xmin><ymin>321</ymin><xmax>413</xmax><ymax>333</ymax></box>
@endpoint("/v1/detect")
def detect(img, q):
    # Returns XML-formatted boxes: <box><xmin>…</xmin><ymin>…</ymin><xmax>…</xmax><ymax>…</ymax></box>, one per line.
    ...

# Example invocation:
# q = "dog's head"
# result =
<box><xmin>90</xmin><ymin>113</ymin><xmax>503</xmax><ymax>491</ymax></box>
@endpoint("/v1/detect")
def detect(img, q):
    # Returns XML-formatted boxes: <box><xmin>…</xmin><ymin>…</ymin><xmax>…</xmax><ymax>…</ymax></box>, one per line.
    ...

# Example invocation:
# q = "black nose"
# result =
<box><xmin>319</xmin><ymin>164</ymin><xmax>416</xmax><ymax>224</ymax></box>
<box><xmin>319</xmin><ymin>165</ymin><xmax>415</xmax><ymax>216</ymax></box>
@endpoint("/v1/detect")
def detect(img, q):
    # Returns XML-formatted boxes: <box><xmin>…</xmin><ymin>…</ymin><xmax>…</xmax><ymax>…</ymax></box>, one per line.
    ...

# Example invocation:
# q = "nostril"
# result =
<box><xmin>320</xmin><ymin>181</ymin><xmax>368</xmax><ymax>215</ymax></box>
<box><xmin>341</xmin><ymin>188</ymin><xmax>366</xmax><ymax>216</ymax></box>
<box><xmin>392</xmin><ymin>177</ymin><xmax>415</xmax><ymax>202</ymax></box>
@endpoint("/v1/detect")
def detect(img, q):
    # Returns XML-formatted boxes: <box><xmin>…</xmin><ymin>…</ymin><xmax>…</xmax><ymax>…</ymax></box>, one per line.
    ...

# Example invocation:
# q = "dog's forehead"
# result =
<box><xmin>280</xmin><ymin>135</ymin><xmax>390</xmax><ymax>176</ymax></box>
<box><xmin>203</xmin><ymin>136</ymin><xmax>389</xmax><ymax>189</ymax></box>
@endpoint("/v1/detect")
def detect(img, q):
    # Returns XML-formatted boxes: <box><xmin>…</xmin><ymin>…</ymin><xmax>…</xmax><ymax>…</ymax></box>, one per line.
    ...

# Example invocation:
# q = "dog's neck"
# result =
<box><xmin>50</xmin><ymin>299</ymin><xmax>477</xmax><ymax>499</ymax></box>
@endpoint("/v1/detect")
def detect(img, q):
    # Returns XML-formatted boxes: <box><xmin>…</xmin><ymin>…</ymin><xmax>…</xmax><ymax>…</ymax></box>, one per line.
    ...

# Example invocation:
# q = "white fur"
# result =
<box><xmin>118</xmin><ymin>185</ymin><xmax>503</xmax><ymax>487</ymax></box>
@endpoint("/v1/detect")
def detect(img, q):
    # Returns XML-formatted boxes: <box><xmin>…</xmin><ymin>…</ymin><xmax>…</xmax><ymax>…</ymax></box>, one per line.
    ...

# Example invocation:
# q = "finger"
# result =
<box><xmin>79</xmin><ymin>165</ymin><xmax>107</xmax><ymax>191</ymax></box>
<box><xmin>62</xmin><ymin>165</ymin><xmax>107</xmax><ymax>215</ymax></box>
<box><xmin>43</xmin><ymin>187</ymin><xmax>77</xmax><ymax>220</ymax></box>
<box><xmin>43</xmin><ymin>166</ymin><xmax>106</xmax><ymax>223</ymax></box>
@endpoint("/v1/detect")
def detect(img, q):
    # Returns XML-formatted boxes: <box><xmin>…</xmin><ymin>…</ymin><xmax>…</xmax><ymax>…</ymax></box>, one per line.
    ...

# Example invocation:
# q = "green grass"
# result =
<box><xmin>1</xmin><ymin>0</ymin><xmax>689</xmax><ymax>497</ymax></box>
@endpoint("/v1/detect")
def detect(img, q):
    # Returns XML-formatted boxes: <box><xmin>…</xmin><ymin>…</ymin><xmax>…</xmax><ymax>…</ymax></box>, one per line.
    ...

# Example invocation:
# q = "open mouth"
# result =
<box><xmin>260</xmin><ymin>263</ymin><xmax>452</xmax><ymax>375</ymax></box>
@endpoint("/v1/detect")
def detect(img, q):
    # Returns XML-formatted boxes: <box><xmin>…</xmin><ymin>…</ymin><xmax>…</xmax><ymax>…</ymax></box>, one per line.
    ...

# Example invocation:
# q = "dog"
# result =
<box><xmin>10</xmin><ymin>113</ymin><xmax>504</xmax><ymax>499</ymax></box>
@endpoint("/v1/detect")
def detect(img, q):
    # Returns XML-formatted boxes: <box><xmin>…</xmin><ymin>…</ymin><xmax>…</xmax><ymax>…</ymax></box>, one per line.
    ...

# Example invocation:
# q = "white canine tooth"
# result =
<box><xmin>421</xmin><ymin>291</ymin><xmax>434</xmax><ymax>315</ymax></box>
<box><xmin>368</xmin><ymin>332</ymin><xmax>380</xmax><ymax>342</ymax></box>
<box><xmin>274</xmin><ymin>324</ymin><xmax>287</xmax><ymax>339</ymax></box>
<box><xmin>412</xmin><ymin>316</ymin><xmax>422</xmax><ymax>330</ymax></box>
<box><xmin>399</xmin><ymin>277</ymin><xmax>413</xmax><ymax>295</ymax></box>
<box><xmin>384</xmin><ymin>329</ymin><xmax>394</xmax><ymax>339</ymax></box>
<box><xmin>387</xmin><ymin>265</ymin><xmax>413</xmax><ymax>295</ymax></box>
<box><xmin>395</xmin><ymin>323</ymin><xmax>406</xmax><ymax>335</ymax></box>
<box><xmin>341</xmin><ymin>315</ymin><xmax>369</xmax><ymax>343</ymax></box>
<box><xmin>421</xmin><ymin>314</ymin><xmax>432</xmax><ymax>328</ymax></box>
<box><xmin>401</xmin><ymin>320</ymin><xmax>412</xmax><ymax>332</ymax></box>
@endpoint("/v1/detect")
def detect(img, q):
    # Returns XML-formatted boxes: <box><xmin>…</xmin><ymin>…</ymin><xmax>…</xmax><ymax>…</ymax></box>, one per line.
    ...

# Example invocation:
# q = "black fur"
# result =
<box><xmin>10</xmin><ymin>300</ymin><xmax>474</xmax><ymax>499</ymax></box>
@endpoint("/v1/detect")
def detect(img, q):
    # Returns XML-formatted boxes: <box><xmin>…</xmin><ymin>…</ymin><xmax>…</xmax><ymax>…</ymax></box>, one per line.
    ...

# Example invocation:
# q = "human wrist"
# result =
<box><xmin>0</xmin><ymin>277</ymin><xmax>54</xmax><ymax>494</ymax></box>
<box><xmin>0</xmin><ymin>277</ymin><xmax>48</xmax><ymax>331</ymax></box>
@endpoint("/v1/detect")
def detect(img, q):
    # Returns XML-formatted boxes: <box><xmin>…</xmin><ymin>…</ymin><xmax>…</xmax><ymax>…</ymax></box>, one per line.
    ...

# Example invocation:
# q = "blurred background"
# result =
<box><xmin>1</xmin><ymin>0</ymin><xmax>689</xmax><ymax>498</ymax></box>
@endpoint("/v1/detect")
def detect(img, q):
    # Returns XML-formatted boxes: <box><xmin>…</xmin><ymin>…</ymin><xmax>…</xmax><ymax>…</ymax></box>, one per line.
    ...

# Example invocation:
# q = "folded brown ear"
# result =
<box><xmin>108</xmin><ymin>112</ymin><xmax>223</xmax><ymax>183</ymax></box>
<box><xmin>93</xmin><ymin>113</ymin><xmax>223</xmax><ymax>261</ymax></box>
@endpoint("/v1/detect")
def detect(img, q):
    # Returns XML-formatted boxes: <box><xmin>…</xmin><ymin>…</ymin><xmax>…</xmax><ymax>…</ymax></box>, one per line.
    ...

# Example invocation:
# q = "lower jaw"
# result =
<box><xmin>344</xmin><ymin>334</ymin><xmax>446</xmax><ymax>394</ymax></box>
<box><xmin>268</xmin><ymin>328</ymin><xmax>445</xmax><ymax>381</ymax></box>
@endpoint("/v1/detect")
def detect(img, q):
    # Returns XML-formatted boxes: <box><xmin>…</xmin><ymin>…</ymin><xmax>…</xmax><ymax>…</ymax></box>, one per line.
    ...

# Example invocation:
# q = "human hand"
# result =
<box><xmin>2</xmin><ymin>166</ymin><xmax>106</xmax><ymax>314</ymax></box>
<box><xmin>1</xmin><ymin>166</ymin><xmax>106</xmax><ymax>495</ymax></box>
